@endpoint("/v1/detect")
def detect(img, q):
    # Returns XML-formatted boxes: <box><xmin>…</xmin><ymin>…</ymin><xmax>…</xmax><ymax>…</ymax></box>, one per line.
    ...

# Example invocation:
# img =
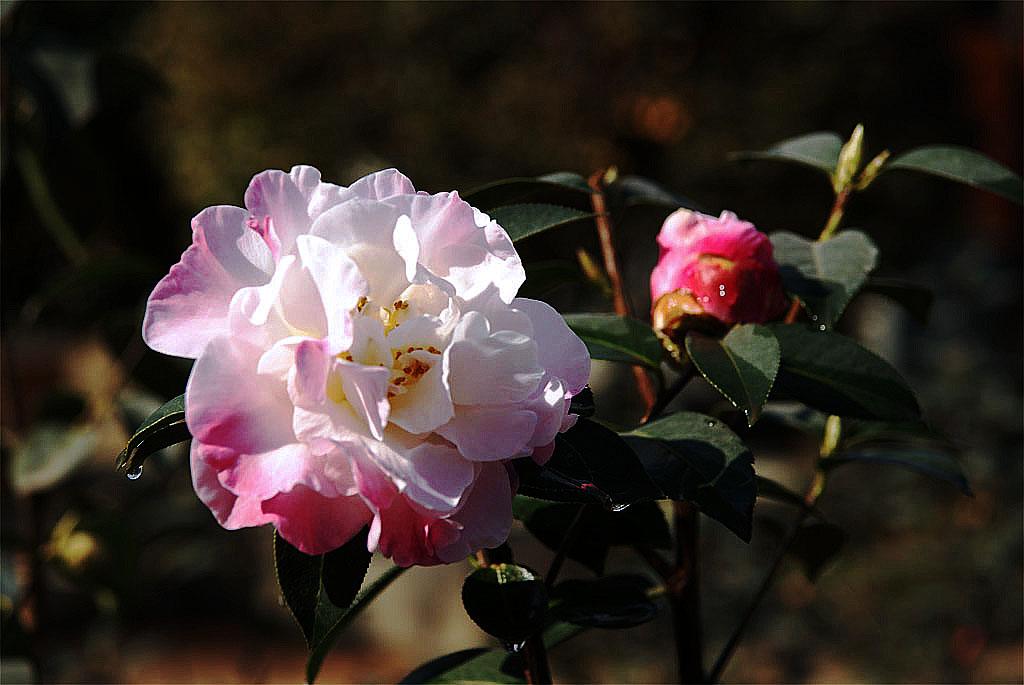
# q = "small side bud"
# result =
<box><xmin>576</xmin><ymin>248</ymin><xmax>613</xmax><ymax>298</ymax></box>
<box><xmin>855</xmin><ymin>149</ymin><xmax>891</xmax><ymax>190</ymax></box>
<box><xmin>820</xmin><ymin>414</ymin><xmax>842</xmax><ymax>458</ymax></box>
<box><xmin>833</xmin><ymin>124</ymin><xmax>865</xmax><ymax>193</ymax></box>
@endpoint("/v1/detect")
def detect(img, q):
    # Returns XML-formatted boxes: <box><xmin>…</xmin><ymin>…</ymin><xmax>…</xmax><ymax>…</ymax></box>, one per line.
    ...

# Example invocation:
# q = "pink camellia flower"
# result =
<box><xmin>650</xmin><ymin>208</ymin><xmax>787</xmax><ymax>339</ymax></box>
<box><xmin>143</xmin><ymin>167</ymin><xmax>590</xmax><ymax>566</ymax></box>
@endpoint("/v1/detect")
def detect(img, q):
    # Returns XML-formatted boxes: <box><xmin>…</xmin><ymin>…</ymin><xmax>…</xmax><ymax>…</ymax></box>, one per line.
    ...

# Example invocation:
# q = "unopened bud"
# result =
<box><xmin>833</xmin><ymin>124</ymin><xmax>865</xmax><ymax>193</ymax></box>
<box><xmin>855</xmin><ymin>149</ymin><xmax>891</xmax><ymax>190</ymax></box>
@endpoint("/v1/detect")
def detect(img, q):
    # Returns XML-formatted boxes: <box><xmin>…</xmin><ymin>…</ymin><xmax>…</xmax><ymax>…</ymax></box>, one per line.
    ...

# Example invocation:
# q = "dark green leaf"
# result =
<box><xmin>685</xmin><ymin>324</ymin><xmax>780</xmax><ymax>426</ymax></box>
<box><xmin>840</xmin><ymin>419</ymin><xmax>956</xmax><ymax>451</ymax></box>
<box><xmin>608</xmin><ymin>175</ymin><xmax>703</xmax><ymax>210</ymax></box>
<box><xmin>464</xmin><ymin>173</ymin><xmax>595</xmax><ymax>210</ymax></box>
<box><xmin>513</xmin><ymin>419</ymin><xmax>662</xmax><ymax>509</ymax></box>
<box><xmin>823</xmin><ymin>448</ymin><xmax>971</xmax><ymax>495</ymax></box>
<box><xmin>489</xmin><ymin>204</ymin><xmax>599</xmax><ymax>242</ymax></box>
<box><xmin>520</xmin><ymin>260</ymin><xmax>585</xmax><ymax>299</ymax></box>
<box><xmin>305</xmin><ymin>563</ymin><xmax>406</xmax><ymax>683</ymax></box>
<box><xmin>789</xmin><ymin>522</ymin><xmax>847</xmax><ymax>582</ymax></box>
<box><xmin>512</xmin><ymin>497</ymin><xmax>669</xmax><ymax>575</ymax></box>
<box><xmin>462</xmin><ymin>564</ymin><xmax>548</xmax><ymax>642</ymax></box>
<box><xmin>568</xmin><ymin>386</ymin><xmax>595</xmax><ymax>418</ymax></box>
<box><xmin>758</xmin><ymin>402</ymin><xmax>829</xmax><ymax>435</ymax></box>
<box><xmin>769</xmin><ymin>323</ymin><xmax>920</xmax><ymax>422</ymax></box>
<box><xmin>731</xmin><ymin>132</ymin><xmax>843</xmax><ymax>175</ymax></box>
<box><xmin>756</xmin><ymin>476</ymin><xmax>811</xmax><ymax>511</ymax></box>
<box><xmin>115</xmin><ymin>394</ymin><xmax>190</xmax><ymax>474</ymax></box>
<box><xmin>549</xmin><ymin>575</ymin><xmax>658</xmax><ymax>629</ymax></box>
<box><xmin>887</xmin><ymin>145</ymin><xmax>1023</xmax><ymax>204</ymax></box>
<box><xmin>771</xmin><ymin>230</ymin><xmax>879</xmax><ymax>329</ymax></box>
<box><xmin>562</xmin><ymin>313</ymin><xmax>663</xmax><ymax>369</ymax></box>
<box><xmin>860</xmin><ymin>278</ymin><xmax>934</xmax><ymax>326</ymax></box>
<box><xmin>623</xmin><ymin>412</ymin><xmax>756</xmax><ymax>541</ymax></box>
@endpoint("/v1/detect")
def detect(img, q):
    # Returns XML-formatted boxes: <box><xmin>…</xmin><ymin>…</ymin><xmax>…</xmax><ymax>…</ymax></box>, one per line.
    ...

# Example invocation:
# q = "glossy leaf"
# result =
<box><xmin>758</xmin><ymin>402</ymin><xmax>829</xmax><ymax>435</ymax></box>
<box><xmin>623</xmin><ymin>412</ymin><xmax>756</xmax><ymax>541</ymax></box>
<box><xmin>685</xmin><ymin>324</ymin><xmax>780</xmax><ymax>426</ymax></box>
<box><xmin>513</xmin><ymin>418</ymin><xmax>662</xmax><ymax>509</ymax></box>
<box><xmin>731</xmin><ymin>131</ymin><xmax>843</xmax><ymax>175</ymax></box>
<box><xmin>489</xmin><ymin>204</ymin><xmax>599</xmax><ymax>242</ymax></box>
<box><xmin>824</xmin><ymin>448</ymin><xmax>971</xmax><ymax>495</ymax></box>
<box><xmin>860</xmin><ymin>278</ymin><xmax>934</xmax><ymax>326</ymax></box>
<box><xmin>608</xmin><ymin>174</ymin><xmax>703</xmax><ymax>210</ymax></box>
<box><xmin>462</xmin><ymin>564</ymin><xmax>548</xmax><ymax>642</ymax></box>
<box><xmin>519</xmin><ymin>260</ymin><xmax>585</xmax><ymax>299</ymax></box>
<box><xmin>512</xmin><ymin>496</ymin><xmax>670</xmax><ymax>574</ymax></box>
<box><xmin>771</xmin><ymin>230</ymin><xmax>879</xmax><ymax>328</ymax></box>
<box><xmin>464</xmin><ymin>172</ymin><xmax>595</xmax><ymax>210</ymax></box>
<box><xmin>887</xmin><ymin>145</ymin><xmax>1023</xmax><ymax>204</ymax></box>
<box><xmin>115</xmin><ymin>394</ymin><xmax>190</xmax><ymax>474</ymax></box>
<box><xmin>549</xmin><ymin>574</ymin><xmax>658</xmax><ymax>628</ymax></box>
<box><xmin>562</xmin><ymin>313</ymin><xmax>663</xmax><ymax>369</ymax></box>
<box><xmin>769</xmin><ymin>323</ymin><xmax>920</xmax><ymax>422</ymax></box>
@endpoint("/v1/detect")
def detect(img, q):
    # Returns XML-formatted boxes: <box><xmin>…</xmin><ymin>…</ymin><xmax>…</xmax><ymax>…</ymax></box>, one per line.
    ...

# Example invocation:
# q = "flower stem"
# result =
<box><xmin>545</xmin><ymin>504</ymin><xmax>587</xmax><ymax>589</ymax></box>
<box><xmin>672</xmin><ymin>501</ymin><xmax>705</xmax><ymax>683</ymax></box>
<box><xmin>588</xmin><ymin>169</ymin><xmax>657</xmax><ymax>413</ymax></box>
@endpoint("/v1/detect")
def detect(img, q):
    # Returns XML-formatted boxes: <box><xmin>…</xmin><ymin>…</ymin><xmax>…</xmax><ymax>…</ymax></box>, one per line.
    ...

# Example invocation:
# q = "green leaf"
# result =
<box><xmin>549</xmin><ymin>574</ymin><xmax>658</xmax><ymax>628</ymax></box>
<box><xmin>513</xmin><ymin>418</ymin><xmax>662</xmax><ymax>509</ymax></box>
<box><xmin>519</xmin><ymin>260</ymin><xmax>585</xmax><ymax>299</ymax></box>
<box><xmin>771</xmin><ymin>230</ymin><xmax>879</xmax><ymax>328</ymax></box>
<box><xmin>823</xmin><ymin>448</ymin><xmax>971</xmax><ymax>495</ymax></box>
<box><xmin>755</xmin><ymin>476</ymin><xmax>811</xmax><ymax>510</ymax></box>
<box><xmin>512</xmin><ymin>497</ymin><xmax>670</xmax><ymax>575</ymax></box>
<box><xmin>886</xmin><ymin>145</ymin><xmax>1023</xmax><ymax>205</ymax></box>
<box><xmin>623</xmin><ymin>412</ymin><xmax>756</xmax><ymax>541</ymax></box>
<box><xmin>759</xmin><ymin>402</ymin><xmax>829</xmax><ymax>435</ymax></box>
<box><xmin>685</xmin><ymin>324</ymin><xmax>780</xmax><ymax>426</ymax></box>
<box><xmin>464</xmin><ymin>172</ymin><xmax>595</xmax><ymax>210</ymax></box>
<box><xmin>461</xmin><ymin>564</ymin><xmax>548</xmax><ymax>643</ymax></box>
<box><xmin>115</xmin><ymin>394</ymin><xmax>190</xmax><ymax>475</ymax></box>
<box><xmin>562</xmin><ymin>313</ymin><xmax>663</xmax><ymax>369</ymax></box>
<box><xmin>731</xmin><ymin>131</ymin><xmax>843</xmax><ymax>175</ymax></box>
<box><xmin>489</xmin><ymin>204</ymin><xmax>599</xmax><ymax>242</ymax></box>
<box><xmin>769</xmin><ymin>324</ymin><xmax>920</xmax><ymax>421</ymax></box>
<box><xmin>608</xmin><ymin>175</ymin><xmax>703</xmax><ymax>210</ymax></box>
<box><xmin>860</xmin><ymin>278</ymin><xmax>934</xmax><ymax>326</ymax></box>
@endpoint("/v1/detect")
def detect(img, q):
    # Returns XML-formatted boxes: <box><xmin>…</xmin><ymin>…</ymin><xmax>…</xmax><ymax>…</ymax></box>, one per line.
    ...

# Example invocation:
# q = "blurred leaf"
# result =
<box><xmin>462</xmin><ymin>564</ymin><xmax>548</xmax><ymax>643</ymax></box>
<box><xmin>840</xmin><ymin>419</ymin><xmax>956</xmax><ymax>451</ymax></box>
<box><xmin>513</xmin><ymin>419</ymin><xmax>661</xmax><ymax>509</ymax></box>
<box><xmin>519</xmin><ymin>260</ymin><xmax>584</xmax><ymax>299</ymax></box>
<box><xmin>769</xmin><ymin>324</ymin><xmax>920</xmax><ymax>422</ymax></box>
<box><xmin>11</xmin><ymin>422</ymin><xmax>97</xmax><ymax>494</ymax></box>
<box><xmin>771</xmin><ymin>230</ymin><xmax>879</xmax><ymax>329</ymax></box>
<box><xmin>731</xmin><ymin>131</ymin><xmax>843</xmax><ymax>175</ymax></box>
<box><xmin>607</xmin><ymin>175</ymin><xmax>703</xmax><ymax>210</ymax></box>
<box><xmin>549</xmin><ymin>574</ymin><xmax>658</xmax><ymax>628</ymax></box>
<box><xmin>759</xmin><ymin>402</ymin><xmax>829</xmax><ymax>435</ymax></box>
<box><xmin>568</xmin><ymin>386</ymin><xmax>595</xmax><ymax>418</ymax></box>
<box><xmin>489</xmin><ymin>204</ymin><xmax>599</xmax><ymax>242</ymax></box>
<box><xmin>464</xmin><ymin>172</ymin><xmax>595</xmax><ymax>210</ymax></box>
<box><xmin>115</xmin><ymin>394</ymin><xmax>189</xmax><ymax>474</ymax></box>
<box><xmin>886</xmin><ymin>145</ymin><xmax>1023</xmax><ymax>204</ymax></box>
<box><xmin>512</xmin><ymin>497</ymin><xmax>669</xmax><ymax>574</ymax></box>
<box><xmin>685</xmin><ymin>324</ymin><xmax>780</xmax><ymax>426</ymax></box>
<box><xmin>789</xmin><ymin>522</ymin><xmax>847</xmax><ymax>582</ymax></box>
<box><xmin>562</xmin><ymin>313</ymin><xmax>663</xmax><ymax>370</ymax></box>
<box><xmin>756</xmin><ymin>476</ymin><xmax>811</xmax><ymax>510</ymax></box>
<box><xmin>623</xmin><ymin>412</ymin><xmax>756</xmax><ymax>541</ymax></box>
<box><xmin>860</xmin><ymin>278</ymin><xmax>934</xmax><ymax>326</ymax></box>
<box><xmin>823</xmin><ymin>448</ymin><xmax>971</xmax><ymax>495</ymax></box>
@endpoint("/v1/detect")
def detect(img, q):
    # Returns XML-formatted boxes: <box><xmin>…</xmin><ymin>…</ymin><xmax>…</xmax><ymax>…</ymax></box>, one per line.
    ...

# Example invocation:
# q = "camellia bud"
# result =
<box><xmin>833</xmin><ymin>123</ymin><xmax>865</xmax><ymax>193</ymax></box>
<box><xmin>650</xmin><ymin>208</ymin><xmax>788</xmax><ymax>351</ymax></box>
<box><xmin>856</xmin><ymin>149</ymin><xmax>891</xmax><ymax>190</ymax></box>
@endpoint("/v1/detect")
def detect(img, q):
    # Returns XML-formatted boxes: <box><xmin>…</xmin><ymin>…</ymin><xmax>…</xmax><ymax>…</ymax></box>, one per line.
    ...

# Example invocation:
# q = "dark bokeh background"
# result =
<box><xmin>2</xmin><ymin>2</ymin><xmax>1021</xmax><ymax>682</ymax></box>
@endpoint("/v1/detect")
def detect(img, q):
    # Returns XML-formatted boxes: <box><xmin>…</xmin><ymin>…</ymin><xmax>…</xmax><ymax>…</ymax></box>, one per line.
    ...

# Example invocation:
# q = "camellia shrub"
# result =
<box><xmin>118</xmin><ymin>126</ymin><xmax>1022</xmax><ymax>683</ymax></box>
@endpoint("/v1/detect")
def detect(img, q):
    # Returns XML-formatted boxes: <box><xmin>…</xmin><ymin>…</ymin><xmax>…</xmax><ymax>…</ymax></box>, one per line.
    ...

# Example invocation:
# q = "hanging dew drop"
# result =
<box><xmin>819</xmin><ymin>324</ymin><xmax>827</xmax><ymax>332</ymax></box>
<box><xmin>707</xmin><ymin>420</ymin><xmax>716</xmax><ymax>428</ymax></box>
<box><xmin>608</xmin><ymin>503</ymin><xmax>630</xmax><ymax>512</ymax></box>
<box><xmin>126</xmin><ymin>465</ymin><xmax>143</xmax><ymax>480</ymax></box>
<box><xmin>505</xmin><ymin>641</ymin><xmax>526</xmax><ymax>654</ymax></box>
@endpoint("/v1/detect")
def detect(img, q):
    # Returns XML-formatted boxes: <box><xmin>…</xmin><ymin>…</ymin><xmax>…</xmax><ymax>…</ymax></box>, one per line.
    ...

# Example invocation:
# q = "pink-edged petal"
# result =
<box><xmin>438</xmin><ymin>405</ymin><xmax>538</xmax><ymax>461</ymax></box>
<box><xmin>446</xmin><ymin>312</ymin><xmax>544</xmax><ymax>406</ymax></box>
<box><xmin>244</xmin><ymin>169</ymin><xmax>313</xmax><ymax>257</ymax></box>
<box><xmin>191</xmin><ymin>442</ymin><xmax>275</xmax><ymax>530</ymax></box>
<box><xmin>436</xmin><ymin>462</ymin><xmax>513</xmax><ymax>563</ymax></box>
<box><xmin>333</xmin><ymin>359</ymin><xmax>391</xmax><ymax>440</ymax></box>
<box><xmin>296</xmin><ymin>234</ymin><xmax>367</xmax><ymax>353</ymax></box>
<box><xmin>288</xmin><ymin>165</ymin><xmax>353</xmax><ymax>221</ymax></box>
<box><xmin>347</xmin><ymin>168</ymin><xmax>418</xmax><ymax>201</ymax></box>
<box><xmin>143</xmin><ymin>206</ymin><xmax>271</xmax><ymax>359</ymax></box>
<box><xmin>370</xmin><ymin>494</ymin><xmax>462</xmax><ymax>567</ymax></box>
<box><xmin>511</xmin><ymin>298</ymin><xmax>591</xmax><ymax>395</ymax></box>
<box><xmin>293</xmin><ymin>339</ymin><xmax>330</xmax><ymax>405</ymax></box>
<box><xmin>355</xmin><ymin>436</ymin><xmax>474</xmax><ymax>513</ymax></box>
<box><xmin>262</xmin><ymin>486</ymin><xmax>373</xmax><ymax>555</ymax></box>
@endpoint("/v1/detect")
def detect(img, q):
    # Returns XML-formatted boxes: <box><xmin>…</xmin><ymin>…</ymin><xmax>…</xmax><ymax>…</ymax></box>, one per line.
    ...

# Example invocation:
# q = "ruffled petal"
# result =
<box><xmin>446</xmin><ymin>312</ymin><xmax>544</xmax><ymax>405</ymax></box>
<box><xmin>346</xmin><ymin>168</ymin><xmax>418</xmax><ymax>201</ymax></box>
<box><xmin>438</xmin><ymin>405</ymin><xmax>537</xmax><ymax>461</ymax></box>
<box><xmin>262</xmin><ymin>486</ymin><xmax>373</xmax><ymax>555</ymax></box>
<box><xmin>512</xmin><ymin>298</ymin><xmax>591</xmax><ymax>395</ymax></box>
<box><xmin>435</xmin><ymin>462</ymin><xmax>513</xmax><ymax>563</ymax></box>
<box><xmin>244</xmin><ymin>169</ymin><xmax>314</xmax><ymax>257</ymax></box>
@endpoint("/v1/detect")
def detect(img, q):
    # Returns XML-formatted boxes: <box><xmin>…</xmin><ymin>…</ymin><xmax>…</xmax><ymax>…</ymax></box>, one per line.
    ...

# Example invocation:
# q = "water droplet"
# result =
<box><xmin>718</xmin><ymin>285</ymin><xmax>726</xmax><ymax>297</ymax></box>
<box><xmin>706</xmin><ymin>420</ymin><xmax>717</xmax><ymax>428</ymax></box>
<box><xmin>608</xmin><ymin>503</ymin><xmax>630</xmax><ymax>513</ymax></box>
<box><xmin>126</xmin><ymin>465</ymin><xmax>143</xmax><ymax>480</ymax></box>
<box><xmin>818</xmin><ymin>324</ymin><xmax>827</xmax><ymax>332</ymax></box>
<box><xmin>504</xmin><ymin>641</ymin><xmax>526</xmax><ymax>654</ymax></box>
<box><xmin>811</xmin><ymin>314</ymin><xmax>819</xmax><ymax>322</ymax></box>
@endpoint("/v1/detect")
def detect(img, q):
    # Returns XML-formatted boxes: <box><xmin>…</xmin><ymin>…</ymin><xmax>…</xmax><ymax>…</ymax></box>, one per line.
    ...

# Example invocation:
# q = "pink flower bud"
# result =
<box><xmin>650</xmin><ymin>209</ymin><xmax>788</xmax><ymax>340</ymax></box>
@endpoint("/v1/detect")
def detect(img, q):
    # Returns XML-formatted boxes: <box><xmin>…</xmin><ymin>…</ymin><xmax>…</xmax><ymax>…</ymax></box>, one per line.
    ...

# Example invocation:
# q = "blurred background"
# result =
<box><xmin>1</xmin><ymin>1</ymin><xmax>1021</xmax><ymax>682</ymax></box>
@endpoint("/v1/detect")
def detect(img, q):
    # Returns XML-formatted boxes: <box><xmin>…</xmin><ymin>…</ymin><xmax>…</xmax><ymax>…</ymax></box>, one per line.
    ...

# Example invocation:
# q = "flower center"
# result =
<box><xmin>388</xmin><ymin>345</ymin><xmax>442</xmax><ymax>399</ymax></box>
